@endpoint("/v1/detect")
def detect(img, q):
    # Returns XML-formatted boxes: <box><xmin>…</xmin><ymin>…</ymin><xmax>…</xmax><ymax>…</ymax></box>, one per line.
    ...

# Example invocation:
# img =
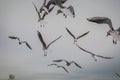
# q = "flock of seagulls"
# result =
<box><xmin>7</xmin><ymin>0</ymin><xmax>120</xmax><ymax>77</ymax></box>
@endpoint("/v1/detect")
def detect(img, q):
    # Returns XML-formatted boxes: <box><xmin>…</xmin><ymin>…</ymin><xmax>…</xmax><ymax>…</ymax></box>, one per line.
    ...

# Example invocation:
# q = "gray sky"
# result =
<box><xmin>0</xmin><ymin>0</ymin><xmax>120</xmax><ymax>80</ymax></box>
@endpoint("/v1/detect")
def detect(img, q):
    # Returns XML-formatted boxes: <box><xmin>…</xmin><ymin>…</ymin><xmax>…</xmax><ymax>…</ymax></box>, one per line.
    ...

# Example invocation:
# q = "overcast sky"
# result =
<box><xmin>0</xmin><ymin>0</ymin><xmax>120</xmax><ymax>80</ymax></box>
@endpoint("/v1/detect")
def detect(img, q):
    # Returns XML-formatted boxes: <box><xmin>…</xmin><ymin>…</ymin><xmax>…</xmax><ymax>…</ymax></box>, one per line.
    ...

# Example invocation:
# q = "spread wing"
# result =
<box><xmin>75</xmin><ymin>44</ymin><xmax>97</xmax><ymax>61</ymax></box>
<box><xmin>60</xmin><ymin>66</ymin><xmax>69</xmax><ymax>73</ymax></box>
<box><xmin>37</xmin><ymin>31</ymin><xmax>47</xmax><ymax>49</ymax></box>
<box><xmin>8</xmin><ymin>36</ymin><xmax>20</xmax><ymax>41</ymax></box>
<box><xmin>72</xmin><ymin>61</ymin><xmax>82</xmax><ymax>68</ymax></box>
<box><xmin>75</xmin><ymin>44</ymin><xmax>95</xmax><ymax>55</ymax></box>
<box><xmin>77</xmin><ymin>31</ymin><xmax>90</xmax><ymax>39</ymax></box>
<box><xmin>48</xmin><ymin>5</ymin><xmax>55</xmax><ymax>12</ymax></box>
<box><xmin>67</xmin><ymin>5</ymin><xmax>75</xmax><ymax>18</ymax></box>
<box><xmin>95</xmin><ymin>54</ymin><xmax>113</xmax><ymax>59</ymax></box>
<box><xmin>87</xmin><ymin>17</ymin><xmax>114</xmax><ymax>31</ymax></box>
<box><xmin>32</xmin><ymin>2</ymin><xmax>41</xmax><ymax>22</ymax></box>
<box><xmin>25</xmin><ymin>42</ymin><xmax>32</xmax><ymax>50</ymax></box>
<box><xmin>53</xmin><ymin>59</ymin><xmax>64</xmax><ymax>62</ymax></box>
<box><xmin>48</xmin><ymin>64</ymin><xmax>58</xmax><ymax>66</ymax></box>
<box><xmin>66</xmin><ymin>27</ymin><xmax>75</xmax><ymax>39</ymax></box>
<box><xmin>47</xmin><ymin>35</ymin><xmax>62</xmax><ymax>48</ymax></box>
<box><xmin>21</xmin><ymin>41</ymin><xmax>32</xmax><ymax>50</ymax></box>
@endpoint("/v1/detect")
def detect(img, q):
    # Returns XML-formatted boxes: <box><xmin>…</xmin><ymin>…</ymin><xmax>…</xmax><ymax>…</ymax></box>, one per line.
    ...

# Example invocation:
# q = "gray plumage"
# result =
<box><xmin>37</xmin><ymin>30</ymin><xmax>62</xmax><ymax>56</ymax></box>
<box><xmin>76</xmin><ymin>44</ymin><xmax>113</xmax><ymax>61</ymax></box>
<box><xmin>66</xmin><ymin>27</ymin><xmax>90</xmax><ymax>44</ymax></box>
<box><xmin>48</xmin><ymin>63</ymin><xmax>69</xmax><ymax>73</ymax></box>
<box><xmin>8</xmin><ymin>36</ymin><xmax>32</xmax><ymax>50</ymax></box>
<box><xmin>87</xmin><ymin>16</ymin><xmax>114</xmax><ymax>31</ymax></box>
<box><xmin>53</xmin><ymin>59</ymin><xmax>82</xmax><ymax>68</ymax></box>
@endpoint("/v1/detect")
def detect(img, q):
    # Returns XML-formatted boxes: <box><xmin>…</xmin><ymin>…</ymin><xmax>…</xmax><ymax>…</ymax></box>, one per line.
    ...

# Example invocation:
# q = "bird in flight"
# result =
<box><xmin>87</xmin><ymin>16</ymin><xmax>120</xmax><ymax>44</ymax></box>
<box><xmin>37</xmin><ymin>30</ymin><xmax>62</xmax><ymax>56</ymax></box>
<box><xmin>52</xmin><ymin>59</ymin><xmax>82</xmax><ymax>69</ymax></box>
<box><xmin>8</xmin><ymin>36</ymin><xmax>32</xmax><ymax>50</ymax></box>
<box><xmin>48</xmin><ymin>63</ymin><xmax>69</xmax><ymax>73</ymax></box>
<box><xmin>33</xmin><ymin>2</ymin><xmax>55</xmax><ymax>21</ymax></box>
<box><xmin>66</xmin><ymin>27</ymin><xmax>90</xmax><ymax>44</ymax></box>
<box><xmin>57</xmin><ymin>5</ymin><xmax>75</xmax><ymax>18</ymax></box>
<box><xmin>75</xmin><ymin>44</ymin><xmax>113</xmax><ymax>61</ymax></box>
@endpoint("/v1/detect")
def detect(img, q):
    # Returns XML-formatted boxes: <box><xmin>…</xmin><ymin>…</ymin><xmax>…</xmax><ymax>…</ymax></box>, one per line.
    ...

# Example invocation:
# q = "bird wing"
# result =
<box><xmin>66</xmin><ymin>27</ymin><xmax>75</xmax><ymax>39</ymax></box>
<box><xmin>47</xmin><ymin>35</ymin><xmax>62</xmax><ymax>48</ymax></box>
<box><xmin>25</xmin><ymin>42</ymin><xmax>32</xmax><ymax>50</ymax></box>
<box><xmin>20</xmin><ymin>41</ymin><xmax>32</xmax><ymax>50</ymax></box>
<box><xmin>48</xmin><ymin>64</ymin><xmax>58</xmax><ymax>66</ymax></box>
<box><xmin>48</xmin><ymin>5</ymin><xmax>55</xmax><ymax>12</ymax></box>
<box><xmin>61</xmin><ymin>66</ymin><xmax>69</xmax><ymax>73</ymax></box>
<box><xmin>87</xmin><ymin>17</ymin><xmax>114</xmax><ymax>31</ymax></box>
<box><xmin>8</xmin><ymin>36</ymin><xmax>20</xmax><ymax>41</ymax></box>
<box><xmin>77</xmin><ymin>31</ymin><xmax>90</xmax><ymax>39</ymax></box>
<box><xmin>32</xmin><ymin>2</ymin><xmax>41</xmax><ymax>22</ymax></box>
<box><xmin>67</xmin><ymin>5</ymin><xmax>75</xmax><ymax>18</ymax></box>
<box><xmin>53</xmin><ymin>59</ymin><xmax>63</xmax><ymax>62</ymax></box>
<box><xmin>75</xmin><ymin>44</ymin><xmax>97</xmax><ymax>61</ymax></box>
<box><xmin>43</xmin><ymin>0</ymin><xmax>47</xmax><ymax>6</ymax></box>
<box><xmin>37</xmin><ymin>31</ymin><xmax>47</xmax><ymax>49</ymax></box>
<box><xmin>95</xmin><ymin>54</ymin><xmax>113</xmax><ymax>59</ymax></box>
<box><xmin>75</xmin><ymin>44</ymin><xmax>95</xmax><ymax>55</ymax></box>
<box><xmin>72</xmin><ymin>61</ymin><xmax>82</xmax><ymax>68</ymax></box>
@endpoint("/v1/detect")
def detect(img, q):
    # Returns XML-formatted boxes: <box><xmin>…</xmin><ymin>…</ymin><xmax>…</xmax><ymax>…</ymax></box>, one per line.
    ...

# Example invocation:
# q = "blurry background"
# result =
<box><xmin>0</xmin><ymin>0</ymin><xmax>120</xmax><ymax>80</ymax></box>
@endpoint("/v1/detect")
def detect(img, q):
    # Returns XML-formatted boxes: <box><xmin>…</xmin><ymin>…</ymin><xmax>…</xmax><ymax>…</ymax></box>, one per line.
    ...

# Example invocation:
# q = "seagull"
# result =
<box><xmin>37</xmin><ymin>30</ymin><xmax>62</xmax><ymax>56</ymax></box>
<box><xmin>115</xmin><ymin>72</ymin><xmax>120</xmax><ymax>78</ymax></box>
<box><xmin>8</xmin><ymin>36</ymin><xmax>32</xmax><ymax>50</ymax></box>
<box><xmin>33</xmin><ymin>2</ymin><xmax>55</xmax><ymax>22</ymax></box>
<box><xmin>48</xmin><ymin>63</ymin><xmax>69</xmax><ymax>73</ymax></box>
<box><xmin>66</xmin><ymin>27</ymin><xmax>90</xmax><ymax>44</ymax></box>
<box><xmin>87</xmin><ymin>16</ymin><xmax>120</xmax><ymax>44</ymax></box>
<box><xmin>76</xmin><ymin>44</ymin><xmax>113</xmax><ymax>61</ymax></box>
<box><xmin>52</xmin><ymin>59</ymin><xmax>82</xmax><ymax>68</ymax></box>
<box><xmin>57</xmin><ymin>5</ymin><xmax>75</xmax><ymax>18</ymax></box>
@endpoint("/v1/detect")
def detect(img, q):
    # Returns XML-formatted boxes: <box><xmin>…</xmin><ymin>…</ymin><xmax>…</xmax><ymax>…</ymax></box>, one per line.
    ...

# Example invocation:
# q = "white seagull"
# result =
<box><xmin>8</xmin><ymin>36</ymin><xmax>32</xmax><ymax>50</ymax></box>
<box><xmin>37</xmin><ymin>30</ymin><xmax>62</xmax><ymax>56</ymax></box>
<box><xmin>87</xmin><ymin>16</ymin><xmax>120</xmax><ymax>44</ymax></box>
<box><xmin>66</xmin><ymin>27</ymin><xmax>90</xmax><ymax>44</ymax></box>
<box><xmin>76</xmin><ymin>44</ymin><xmax>113</xmax><ymax>61</ymax></box>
